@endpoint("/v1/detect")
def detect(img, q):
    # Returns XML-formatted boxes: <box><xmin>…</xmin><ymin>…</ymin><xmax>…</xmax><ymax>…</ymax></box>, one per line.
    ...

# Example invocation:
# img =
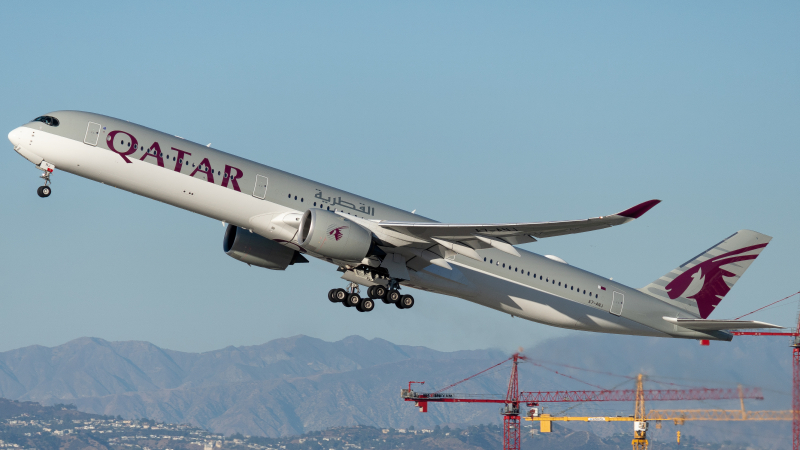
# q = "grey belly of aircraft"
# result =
<box><xmin>408</xmin><ymin>262</ymin><xmax>669</xmax><ymax>337</ymax></box>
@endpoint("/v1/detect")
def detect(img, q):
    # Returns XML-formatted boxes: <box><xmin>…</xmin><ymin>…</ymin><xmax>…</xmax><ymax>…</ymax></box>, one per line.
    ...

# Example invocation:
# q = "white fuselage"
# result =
<box><xmin>8</xmin><ymin>112</ymin><xmax>722</xmax><ymax>341</ymax></box>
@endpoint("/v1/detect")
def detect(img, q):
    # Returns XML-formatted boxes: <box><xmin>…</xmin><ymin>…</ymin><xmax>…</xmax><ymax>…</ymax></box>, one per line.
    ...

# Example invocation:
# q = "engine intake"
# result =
<box><xmin>297</xmin><ymin>209</ymin><xmax>372</xmax><ymax>262</ymax></box>
<box><xmin>223</xmin><ymin>224</ymin><xmax>307</xmax><ymax>270</ymax></box>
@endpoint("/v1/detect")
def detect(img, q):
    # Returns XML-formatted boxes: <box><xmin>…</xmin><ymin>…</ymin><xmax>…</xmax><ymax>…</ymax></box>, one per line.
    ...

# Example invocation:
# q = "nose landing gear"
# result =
<box><xmin>36</xmin><ymin>161</ymin><xmax>55</xmax><ymax>198</ymax></box>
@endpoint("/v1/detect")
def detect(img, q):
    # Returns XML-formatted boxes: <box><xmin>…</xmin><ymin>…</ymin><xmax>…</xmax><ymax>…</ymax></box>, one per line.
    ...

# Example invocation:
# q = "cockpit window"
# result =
<box><xmin>33</xmin><ymin>116</ymin><xmax>60</xmax><ymax>127</ymax></box>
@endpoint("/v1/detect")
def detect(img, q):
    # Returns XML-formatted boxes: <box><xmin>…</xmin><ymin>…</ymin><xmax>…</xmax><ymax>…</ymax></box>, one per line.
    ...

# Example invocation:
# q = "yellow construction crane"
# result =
<box><xmin>525</xmin><ymin>374</ymin><xmax>791</xmax><ymax>449</ymax></box>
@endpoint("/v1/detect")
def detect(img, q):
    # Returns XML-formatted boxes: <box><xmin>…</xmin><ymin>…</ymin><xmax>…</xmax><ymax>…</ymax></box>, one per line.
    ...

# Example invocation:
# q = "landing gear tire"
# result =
<box><xmin>368</xmin><ymin>285</ymin><xmax>388</xmax><ymax>302</ymax></box>
<box><xmin>343</xmin><ymin>293</ymin><xmax>361</xmax><ymax>308</ymax></box>
<box><xmin>357</xmin><ymin>298</ymin><xmax>375</xmax><ymax>312</ymax></box>
<box><xmin>396</xmin><ymin>295</ymin><xmax>414</xmax><ymax>309</ymax></box>
<box><xmin>373</xmin><ymin>285</ymin><xmax>387</xmax><ymax>299</ymax></box>
<box><xmin>332</xmin><ymin>288</ymin><xmax>348</xmax><ymax>303</ymax></box>
<box><xmin>328</xmin><ymin>289</ymin><xmax>339</xmax><ymax>303</ymax></box>
<box><xmin>386</xmin><ymin>290</ymin><xmax>401</xmax><ymax>303</ymax></box>
<box><xmin>37</xmin><ymin>186</ymin><xmax>51</xmax><ymax>198</ymax></box>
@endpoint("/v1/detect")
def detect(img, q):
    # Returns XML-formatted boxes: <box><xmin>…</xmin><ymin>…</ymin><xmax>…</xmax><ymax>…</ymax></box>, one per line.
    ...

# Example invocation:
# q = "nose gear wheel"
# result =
<box><xmin>37</xmin><ymin>186</ymin><xmax>51</xmax><ymax>198</ymax></box>
<box><xmin>37</xmin><ymin>165</ymin><xmax>53</xmax><ymax>198</ymax></box>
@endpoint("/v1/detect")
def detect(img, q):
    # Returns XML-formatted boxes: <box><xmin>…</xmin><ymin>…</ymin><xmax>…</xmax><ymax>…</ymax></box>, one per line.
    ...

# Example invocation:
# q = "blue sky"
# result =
<box><xmin>0</xmin><ymin>2</ymin><xmax>798</xmax><ymax>353</ymax></box>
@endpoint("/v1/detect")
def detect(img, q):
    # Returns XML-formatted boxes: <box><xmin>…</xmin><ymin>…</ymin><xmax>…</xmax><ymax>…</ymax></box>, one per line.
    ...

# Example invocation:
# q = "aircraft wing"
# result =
<box><xmin>662</xmin><ymin>317</ymin><xmax>783</xmax><ymax>331</ymax></box>
<box><xmin>379</xmin><ymin>200</ymin><xmax>661</xmax><ymax>246</ymax></box>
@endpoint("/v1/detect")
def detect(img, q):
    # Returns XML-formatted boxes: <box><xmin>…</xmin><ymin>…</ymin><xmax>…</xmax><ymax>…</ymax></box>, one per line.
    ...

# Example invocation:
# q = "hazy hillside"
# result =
<box><xmin>0</xmin><ymin>333</ymin><xmax>791</xmax><ymax>448</ymax></box>
<box><xmin>0</xmin><ymin>398</ymin><xmax>754</xmax><ymax>450</ymax></box>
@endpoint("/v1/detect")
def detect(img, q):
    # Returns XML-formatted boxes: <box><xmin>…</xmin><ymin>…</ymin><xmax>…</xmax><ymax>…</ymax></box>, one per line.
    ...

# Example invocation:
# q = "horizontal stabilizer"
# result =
<box><xmin>663</xmin><ymin>317</ymin><xmax>782</xmax><ymax>331</ymax></box>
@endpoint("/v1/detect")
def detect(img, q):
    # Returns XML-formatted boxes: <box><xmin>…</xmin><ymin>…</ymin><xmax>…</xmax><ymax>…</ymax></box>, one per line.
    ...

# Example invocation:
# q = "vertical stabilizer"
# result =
<box><xmin>640</xmin><ymin>230</ymin><xmax>771</xmax><ymax>319</ymax></box>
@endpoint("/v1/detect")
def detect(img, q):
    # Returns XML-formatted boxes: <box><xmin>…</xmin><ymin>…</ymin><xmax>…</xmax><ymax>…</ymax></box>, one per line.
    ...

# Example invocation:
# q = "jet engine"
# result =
<box><xmin>223</xmin><ymin>224</ymin><xmax>308</xmax><ymax>270</ymax></box>
<box><xmin>296</xmin><ymin>209</ymin><xmax>373</xmax><ymax>261</ymax></box>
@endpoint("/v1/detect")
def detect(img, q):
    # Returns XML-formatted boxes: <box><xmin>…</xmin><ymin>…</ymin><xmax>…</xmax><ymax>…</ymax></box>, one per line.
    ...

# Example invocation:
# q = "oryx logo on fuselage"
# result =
<box><xmin>665</xmin><ymin>243</ymin><xmax>767</xmax><ymax>318</ymax></box>
<box><xmin>327</xmin><ymin>225</ymin><xmax>348</xmax><ymax>241</ymax></box>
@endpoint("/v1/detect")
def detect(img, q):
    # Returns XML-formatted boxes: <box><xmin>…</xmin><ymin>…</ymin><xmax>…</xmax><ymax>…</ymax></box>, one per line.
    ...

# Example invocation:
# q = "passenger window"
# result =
<box><xmin>502</xmin><ymin>263</ymin><xmax>505</xmax><ymax>268</ymax></box>
<box><xmin>515</xmin><ymin>268</ymin><xmax>518</xmax><ymax>272</ymax></box>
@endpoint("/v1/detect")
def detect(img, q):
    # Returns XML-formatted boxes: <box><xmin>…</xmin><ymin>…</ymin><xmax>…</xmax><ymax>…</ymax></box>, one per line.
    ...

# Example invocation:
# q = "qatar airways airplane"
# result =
<box><xmin>8</xmin><ymin>111</ymin><xmax>781</xmax><ymax>341</ymax></box>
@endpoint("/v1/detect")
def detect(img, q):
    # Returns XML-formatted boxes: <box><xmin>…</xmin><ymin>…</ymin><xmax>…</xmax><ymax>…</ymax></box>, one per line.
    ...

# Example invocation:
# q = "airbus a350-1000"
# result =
<box><xmin>8</xmin><ymin>112</ymin><xmax>782</xmax><ymax>341</ymax></box>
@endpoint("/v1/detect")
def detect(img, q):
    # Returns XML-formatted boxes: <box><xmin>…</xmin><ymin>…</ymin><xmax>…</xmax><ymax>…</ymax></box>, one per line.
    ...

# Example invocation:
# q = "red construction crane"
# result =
<box><xmin>729</xmin><ymin>291</ymin><xmax>800</xmax><ymax>450</ymax></box>
<box><xmin>401</xmin><ymin>353</ymin><xmax>763</xmax><ymax>450</ymax></box>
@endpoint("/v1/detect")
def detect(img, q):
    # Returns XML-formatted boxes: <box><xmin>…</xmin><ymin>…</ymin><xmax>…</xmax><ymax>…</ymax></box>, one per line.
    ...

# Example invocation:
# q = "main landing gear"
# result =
<box><xmin>328</xmin><ymin>281</ymin><xmax>414</xmax><ymax>312</ymax></box>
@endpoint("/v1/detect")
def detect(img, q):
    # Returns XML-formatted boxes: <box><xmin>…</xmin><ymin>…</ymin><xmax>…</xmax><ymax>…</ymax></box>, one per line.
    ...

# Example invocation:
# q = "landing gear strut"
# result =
<box><xmin>37</xmin><ymin>162</ymin><xmax>54</xmax><ymax>198</ymax></box>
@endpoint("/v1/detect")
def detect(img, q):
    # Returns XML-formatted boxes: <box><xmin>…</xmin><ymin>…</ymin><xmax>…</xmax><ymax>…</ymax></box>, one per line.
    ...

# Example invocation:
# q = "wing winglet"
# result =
<box><xmin>616</xmin><ymin>199</ymin><xmax>661</xmax><ymax>219</ymax></box>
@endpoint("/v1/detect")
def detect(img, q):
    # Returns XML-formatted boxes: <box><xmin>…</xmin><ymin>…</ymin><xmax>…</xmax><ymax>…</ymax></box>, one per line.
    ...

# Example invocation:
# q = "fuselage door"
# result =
<box><xmin>610</xmin><ymin>291</ymin><xmax>624</xmax><ymax>316</ymax></box>
<box><xmin>84</xmin><ymin>122</ymin><xmax>101</xmax><ymax>146</ymax></box>
<box><xmin>253</xmin><ymin>174</ymin><xmax>268</xmax><ymax>199</ymax></box>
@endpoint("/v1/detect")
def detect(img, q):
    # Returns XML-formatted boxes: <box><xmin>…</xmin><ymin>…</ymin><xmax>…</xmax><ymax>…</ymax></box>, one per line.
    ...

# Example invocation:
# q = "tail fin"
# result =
<box><xmin>640</xmin><ymin>230</ymin><xmax>772</xmax><ymax>319</ymax></box>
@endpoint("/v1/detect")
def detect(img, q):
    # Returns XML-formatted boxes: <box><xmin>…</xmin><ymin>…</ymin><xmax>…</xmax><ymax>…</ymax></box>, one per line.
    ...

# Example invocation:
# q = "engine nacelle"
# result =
<box><xmin>223</xmin><ymin>224</ymin><xmax>308</xmax><ymax>270</ymax></box>
<box><xmin>297</xmin><ymin>209</ymin><xmax>372</xmax><ymax>262</ymax></box>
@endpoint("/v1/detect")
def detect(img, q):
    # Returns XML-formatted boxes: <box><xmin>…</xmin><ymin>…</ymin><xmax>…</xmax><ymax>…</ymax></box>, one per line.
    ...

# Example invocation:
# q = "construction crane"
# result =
<box><xmin>401</xmin><ymin>354</ymin><xmax>763</xmax><ymax>450</ymax></box>
<box><xmin>728</xmin><ymin>291</ymin><xmax>800</xmax><ymax>450</ymax></box>
<box><xmin>526</xmin><ymin>374</ymin><xmax>788</xmax><ymax>449</ymax></box>
<box><xmin>523</xmin><ymin>293</ymin><xmax>800</xmax><ymax>449</ymax></box>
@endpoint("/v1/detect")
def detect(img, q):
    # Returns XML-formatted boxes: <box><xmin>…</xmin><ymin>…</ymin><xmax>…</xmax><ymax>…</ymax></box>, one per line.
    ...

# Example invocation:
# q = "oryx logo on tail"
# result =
<box><xmin>665</xmin><ymin>243</ymin><xmax>768</xmax><ymax>318</ymax></box>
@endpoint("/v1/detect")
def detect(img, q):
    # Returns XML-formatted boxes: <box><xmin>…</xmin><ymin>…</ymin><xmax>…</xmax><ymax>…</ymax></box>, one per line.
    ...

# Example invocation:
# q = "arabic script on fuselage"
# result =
<box><xmin>314</xmin><ymin>189</ymin><xmax>375</xmax><ymax>216</ymax></box>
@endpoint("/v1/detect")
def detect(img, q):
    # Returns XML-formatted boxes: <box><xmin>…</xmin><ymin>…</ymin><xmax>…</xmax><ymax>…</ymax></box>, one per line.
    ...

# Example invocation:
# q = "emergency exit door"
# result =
<box><xmin>253</xmin><ymin>175</ymin><xmax>268</xmax><ymax>199</ymax></box>
<box><xmin>610</xmin><ymin>291</ymin><xmax>624</xmax><ymax>316</ymax></box>
<box><xmin>84</xmin><ymin>122</ymin><xmax>101</xmax><ymax>146</ymax></box>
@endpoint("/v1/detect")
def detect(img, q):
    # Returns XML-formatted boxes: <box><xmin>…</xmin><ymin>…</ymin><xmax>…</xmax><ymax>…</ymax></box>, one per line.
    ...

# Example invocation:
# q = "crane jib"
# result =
<box><xmin>403</xmin><ymin>387</ymin><xmax>763</xmax><ymax>403</ymax></box>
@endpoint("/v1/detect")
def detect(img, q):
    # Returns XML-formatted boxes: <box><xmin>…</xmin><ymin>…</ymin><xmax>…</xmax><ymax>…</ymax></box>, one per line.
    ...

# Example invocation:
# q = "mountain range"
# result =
<box><xmin>0</xmin><ymin>333</ymin><xmax>791</xmax><ymax>448</ymax></box>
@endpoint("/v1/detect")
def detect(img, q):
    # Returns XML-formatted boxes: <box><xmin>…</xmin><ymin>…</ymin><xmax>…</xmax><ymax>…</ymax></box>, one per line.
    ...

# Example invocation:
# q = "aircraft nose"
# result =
<box><xmin>8</xmin><ymin>127</ymin><xmax>22</xmax><ymax>147</ymax></box>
